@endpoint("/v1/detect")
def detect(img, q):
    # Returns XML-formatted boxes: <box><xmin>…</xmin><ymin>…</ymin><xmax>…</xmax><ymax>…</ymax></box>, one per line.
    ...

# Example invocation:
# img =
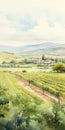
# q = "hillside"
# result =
<box><xmin>0</xmin><ymin>52</ymin><xmax>23</xmax><ymax>63</ymax></box>
<box><xmin>20</xmin><ymin>43</ymin><xmax>65</xmax><ymax>56</ymax></box>
<box><xmin>0</xmin><ymin>42</ymin><xmax>65</xmax><ymax>56</ymax></box>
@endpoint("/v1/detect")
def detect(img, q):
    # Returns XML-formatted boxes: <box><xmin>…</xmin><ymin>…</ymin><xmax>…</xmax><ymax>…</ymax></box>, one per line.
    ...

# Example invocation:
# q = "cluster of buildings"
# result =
<box><xmin>33</xmin><ymin>57</ymin><xmax>55</xmax><ymax>65</ymax></box>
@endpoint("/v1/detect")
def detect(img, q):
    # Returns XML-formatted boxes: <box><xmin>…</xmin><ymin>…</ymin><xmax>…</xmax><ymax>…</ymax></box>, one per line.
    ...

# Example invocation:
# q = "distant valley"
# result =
<box><xmin>0</xmin><ymin>42</ymin><xmax>65</xmax><ymax>57</ymax></box>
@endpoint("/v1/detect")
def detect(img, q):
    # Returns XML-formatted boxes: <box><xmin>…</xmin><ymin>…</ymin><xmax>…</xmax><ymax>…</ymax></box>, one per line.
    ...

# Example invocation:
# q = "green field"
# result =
<box><xmin>0</xmin><ymin>52</ymin><xmax>25</xmax><ymax>65</ymax></box>
<box><xmin>16</xmin><ymin>72</ymin><xmax>65</xmax><ymax>98</ymax></box>
<box><xmin>0</xmin><ymin>71</ymin><xmax>52</xmax><ymax>130</ymax></box>
<box><xmin>0</xmin><ymin>71</ymin><xmax>65</xmax><ymax>130</ymax></box>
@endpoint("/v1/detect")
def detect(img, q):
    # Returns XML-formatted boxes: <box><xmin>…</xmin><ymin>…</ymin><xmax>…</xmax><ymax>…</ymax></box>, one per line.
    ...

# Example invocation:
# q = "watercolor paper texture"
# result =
<box><xmin>0</xmin><ymin>1</ymin><xmax>65</xmax><ymax>130</ymax></box>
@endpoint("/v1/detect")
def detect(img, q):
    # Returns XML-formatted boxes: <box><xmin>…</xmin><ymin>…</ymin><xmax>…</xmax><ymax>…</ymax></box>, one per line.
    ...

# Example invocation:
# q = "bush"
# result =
<box><xmin>0</xmin><ymin>99</ymin><xmax>9</xmax><ymax>105</ymax></box>
<box><xmin>53</xmin><ymin>63</ymin><xmax>65</xmax><ymax>73</ymax></box>
<box><xmin>22</xmin><ymin>70</ymin><xmax>27</xmax><ymax>73</ymax></box>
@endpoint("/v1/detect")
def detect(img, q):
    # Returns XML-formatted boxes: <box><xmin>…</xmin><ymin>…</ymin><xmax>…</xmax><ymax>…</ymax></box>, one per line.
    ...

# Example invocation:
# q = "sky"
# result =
<box><xmin>0</xmin><ymin>0</ymin><xmax>65</xmax><ymax>46</ymax></box>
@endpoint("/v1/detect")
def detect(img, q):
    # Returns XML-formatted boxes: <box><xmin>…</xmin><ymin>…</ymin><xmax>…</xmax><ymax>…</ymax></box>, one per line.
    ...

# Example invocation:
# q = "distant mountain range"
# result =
<box><xmin>0</xmin><ymin>42</ymin><xmax>65</xmax><ymax>56</ymax></box>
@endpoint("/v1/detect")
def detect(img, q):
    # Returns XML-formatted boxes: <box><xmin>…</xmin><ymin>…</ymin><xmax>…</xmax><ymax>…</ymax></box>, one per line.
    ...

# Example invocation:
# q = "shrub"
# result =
<box><xmin>53</xmin><ymin>63</ymin><xmax>65</xmax><ymax>73</ymax></box>
<box><xmin>22</xmin><ymin>70</ymin><xmax>27</xmax><ymax>73</ymax></box>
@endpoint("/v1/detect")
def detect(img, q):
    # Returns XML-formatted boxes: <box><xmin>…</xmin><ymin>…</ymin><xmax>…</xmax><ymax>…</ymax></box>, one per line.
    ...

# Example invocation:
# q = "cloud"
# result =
<box><xmin>0</xmin><ymin>0</ymin><xmax>65</xmax><ymax>46</ymax></box>
<box><xmin>21</xmin><ymin>17</ymin><xmax>65</xmax><ymax>44</ymax></box>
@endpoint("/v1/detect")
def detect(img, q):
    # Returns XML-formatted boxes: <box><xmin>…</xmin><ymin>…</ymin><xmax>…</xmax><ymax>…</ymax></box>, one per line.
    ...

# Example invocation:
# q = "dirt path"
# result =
<box><xmin>18</xmin><ymin>80</ymin><xmax>52</xmax><ymax>102</ymax></box>
<box><xmin>14</xmin><ymin>74</ymin><xmax>60</xmax><ymax>103</ymax></box>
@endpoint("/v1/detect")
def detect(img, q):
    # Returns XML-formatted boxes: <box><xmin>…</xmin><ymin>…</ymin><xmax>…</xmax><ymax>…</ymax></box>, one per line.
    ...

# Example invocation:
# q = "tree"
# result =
<box><xmin>2</xmin><ymin>61</ymin><xmax>6</xmax><ymax>64</ymax></box>
<box><xmin>10</xmin><ymin>60</ymin><xmax>16</xmax><ymax>65</ymax></box>
<box><xmin>53</xmin><ymin>62</ymin><xmax>65</xmax><ymax>73</ymax></box>
<box><xmin>55</xmin><ymin>58</ymin><xmax>58</xmax><ymax>63</ymax></box>
<box><xmin>42</xmin><ymin>54</ymin><xmax>45</xmax><ymax>60</ymax></box>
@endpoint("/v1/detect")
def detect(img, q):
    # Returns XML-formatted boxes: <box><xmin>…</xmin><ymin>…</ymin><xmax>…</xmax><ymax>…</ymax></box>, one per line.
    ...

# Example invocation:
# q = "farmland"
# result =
<box><xmin>0</xmin><ymin>71</ymin><xmax>65</xmax><ymax>130</ymax></box>
<box><xmin>0</xmin><ymin>0</ymin><xmax>65</xmax><ymax>129</ymax></box>
<box><xmin>16</xmin><ymin>71</ymin><xmax>65</xmax><ymax>99</ymax></box>
<box><xmin>0</xmin><ymin>71</ymin><xmax>56</xmax><ymax>130</ymax></box>
<box><xmin>0</xmin><ymin>71</ymin><xmax>45</xmax><ymax>130</ymax></box>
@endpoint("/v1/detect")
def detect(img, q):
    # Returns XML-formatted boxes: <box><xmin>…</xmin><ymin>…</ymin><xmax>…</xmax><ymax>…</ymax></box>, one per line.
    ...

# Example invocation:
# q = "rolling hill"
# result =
<box><xmin>0</xmin><ymin>42</ymin><xmax>65</xmax><ymax>56</ymax></box>
<box><xmin>0</xmin><ymin>52</ymin><xmax>24</xmax><ymax>63</ymax></box>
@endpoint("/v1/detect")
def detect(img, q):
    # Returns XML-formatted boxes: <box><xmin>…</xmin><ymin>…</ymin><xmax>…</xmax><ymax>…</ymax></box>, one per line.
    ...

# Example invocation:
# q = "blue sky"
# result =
<box><xmin>0</xmin><ymin>0</ymin><xmax>65</xmax><ymax>46</ymax></box>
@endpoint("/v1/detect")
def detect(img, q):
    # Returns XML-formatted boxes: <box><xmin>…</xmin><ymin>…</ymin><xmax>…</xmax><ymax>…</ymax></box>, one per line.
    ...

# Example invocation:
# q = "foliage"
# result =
<box><xmin>22</xmin><ymin>70</ymin><xmax>27</xmax><ymax>73</ymax></box>
<box><xmin>42</xmin><ymin>54</ymin><xmax>45</xmax><ymax>60</ymax></box>
<box><xmin>1</xmin><ymin>72</ymin><xmax>65</xmax><ymax>130</ymax></box>
<box><xmin>18</xmin><ymin>71</ymin><xmax>65</xmax><ymax>98</ymax></box>
<box><xmin>53</xmin><ymin>62</ymin><xmax>65</xmax><ymax>72</ymax></box>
